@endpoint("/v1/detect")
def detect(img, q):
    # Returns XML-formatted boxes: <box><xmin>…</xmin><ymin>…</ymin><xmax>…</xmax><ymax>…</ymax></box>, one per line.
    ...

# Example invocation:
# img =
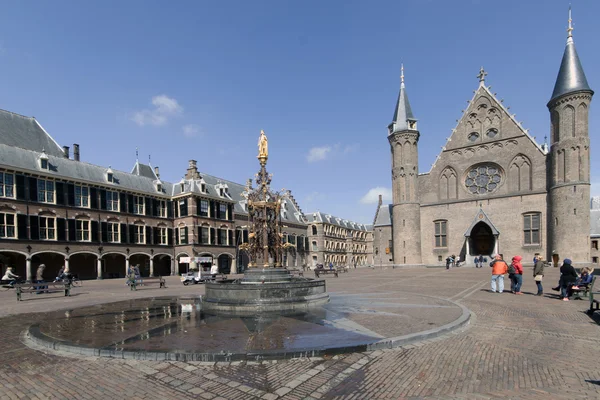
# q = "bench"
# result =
<box><xmin>588</xmin><ymin>276</ymin><xmax>599</xmax><ymax>315</ymax></box>
<box><xmin>314</xmin><ymin>268</ymin><xmax>338</xmax><ymax>278</ymax></box>
<box><xmin>337</xmin><ymin>266</ymin><xmax>349</xmax><ymax>273</ymax></box>
<box><xmin>129</xmin><ymin>276</ymin><xmax>166</xmax><ymax>291</ymax></box>
<box><xmin>288</xmin><ymin>268</ymin><xmax>304</xmax><ymax>277</ymax></box>
<box><xmin>14</xmin><ymin>281</ymin><xmax>72</xmax><ymax>301</ymax></box>
<box><xmin>571</xmin><ymin>283</ymin><xmax>592</xmax><ymax>300</ymax></box>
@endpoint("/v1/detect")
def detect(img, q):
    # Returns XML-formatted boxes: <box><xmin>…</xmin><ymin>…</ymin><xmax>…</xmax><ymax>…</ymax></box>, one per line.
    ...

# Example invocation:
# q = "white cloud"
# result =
<box><xmin>131</xmin><ymin>95</ymin><xmax>183</xmax><ymax>127</ymax></box>
<box><xmin>182</xmin><ymin>124</ymin><xmax>200</xmax><ymax>138</ymax></box>
<box><xmin>307</xmin><ymin>146</ymin><xmax>332</xmax><ymax>162</ymax></box>
<box><xmin>360</xmin><ymin>187</ymin><xmax>393</xmax><ymax>204</ymax></box>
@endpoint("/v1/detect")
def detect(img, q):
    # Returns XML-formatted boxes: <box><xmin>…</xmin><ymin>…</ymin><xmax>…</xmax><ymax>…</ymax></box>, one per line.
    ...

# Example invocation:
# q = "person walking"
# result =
<box><xmin>533</xmin><ymin>255</ymin><xmax>546</xmax><ymax>296</ymax></box>
<box><xmin>511</xmin><ymin>256</ymin><xmax>524</xmax><ymax>294</ymax></box>
<box><xmin>35</xmin><ymin>264</ymin><xmax>48</xmax><ymax>294</ymax></box>
<box><xmin>559</xmin><ymin>258</ymin><xmax>578</xmax><ymax>301</ymax></box>
<box><xmin>489</xmin><ymin>255</ymin><xmax>508</xmax><ymax>293</ymax></box>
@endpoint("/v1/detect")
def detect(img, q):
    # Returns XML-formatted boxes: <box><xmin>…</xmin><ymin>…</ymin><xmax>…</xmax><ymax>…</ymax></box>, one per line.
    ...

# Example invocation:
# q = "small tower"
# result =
<box><xmin>547</xmin><ymin>8</ymin><xmax>594</xmax><ymax>265</ymax></box>
<box><xmin>388</xmin><ymin>65</ymin><xmax>422</xmax><ymax>265</ymax></box>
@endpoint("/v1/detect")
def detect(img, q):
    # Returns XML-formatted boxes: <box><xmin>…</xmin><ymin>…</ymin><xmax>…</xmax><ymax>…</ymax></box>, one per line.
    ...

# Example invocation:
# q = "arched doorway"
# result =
<box><xmin>217</xmin><ymin>254</ymin><xmax>232</xmax><ymax>274</ymax></box>
<box><xmin>69</xmin><ymin>252</ymin><xmax>98</xmax><ymax>280</ymax></box>
<box><xmin>470</xmin><ymin>222</ymin><xmax>495</xmax><ymax>256</ymax></box>
<box><xmin>0</xmin><ymin>251</ymin><xmax>27</xmax><ymax>279</ymax></box>
<box><xmin>102</xmin><ymin>253</ymin><xmax>126</xmax><ymax>279</ymax></box>
<box><xmin>176</xmin><ymin>253</ymin><xmax>189</xmax><ymax>275</ymax></box>
<box><xmin>31</xmin><ymin>252</ymin><xmax>66</xmax><ymax>282</ymax></box>
<box><xmin>153</xmin><ymin>254</ymin><xmax>171</xmax><ymax>277</ymax></box>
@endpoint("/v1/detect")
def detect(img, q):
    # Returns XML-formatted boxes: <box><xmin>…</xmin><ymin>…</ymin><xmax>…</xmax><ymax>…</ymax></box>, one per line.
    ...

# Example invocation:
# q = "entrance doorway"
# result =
<box><xmin>470</xmin><ymin>222</ymin><xmax>495</xmax><ymax>255</ymax></box>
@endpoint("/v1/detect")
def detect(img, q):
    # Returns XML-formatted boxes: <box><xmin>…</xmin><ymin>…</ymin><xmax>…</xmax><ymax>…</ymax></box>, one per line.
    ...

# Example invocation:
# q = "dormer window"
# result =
<box><xmin>179</xmin><ymin>178</ymin><xmax>185</xmax><ymax>193</ymax></box>
<box><xmin>106</xmin><ymin>166</ymin><xmax>114</xmax><ymax>183</ymax></box>
<box><xmin>155</xmin><ymin>179</ymin><xmax>163</xmax><ymax>192</ymax></box>
<box><xmin>39</xmin><ymin>150</ymin><xmax>49</xmax><ymax>170</ymax></box>
<box><xmin>201</xmin><ymin>183</ymin><xmax>206</xmax><ymax>193</ymax></box>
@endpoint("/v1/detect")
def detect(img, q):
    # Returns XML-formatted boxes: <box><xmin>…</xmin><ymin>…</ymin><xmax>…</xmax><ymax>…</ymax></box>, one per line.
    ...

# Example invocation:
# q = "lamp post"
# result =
<box><xmin>235</xmin><ymin>225</ymin><xmax>247</xmax><ymax>274</ymax></box>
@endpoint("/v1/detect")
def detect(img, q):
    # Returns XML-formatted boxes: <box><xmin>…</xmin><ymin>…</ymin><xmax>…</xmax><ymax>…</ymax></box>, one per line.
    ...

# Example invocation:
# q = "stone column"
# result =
<box><xmin>493</xmin><ymin>236</ymin><xmax>499</xmax><ymax>256</ymax></box>
<box><xmin>171</xmin><ymin>258</ymin><xmax>175</xmax><ymax>276</ymax></box>
<box><xmin>465</xmin><ymin>238</ymin><xmax>470</xmax><ymax>259</ymax></box>
<box><xmin>231</xmin><ymin>258</ymin><xmax>237</xmax><ymax>274</ymax></box>
<box><xmin>149</xmin><ymin>257</ymin><xmax>154</xmax><ymax>277</ymax></box>
<box><xmin>64</xmin><ymin>258</ymin><xmax>70</xmax><ymax>273</ymax></box>
<box><xmin>97</xmin><ymin>258</ymin><xmax>103</xmax><ymax>279</ymax></box>
<box><xmin>26</xmin><ymin>258</ymin><xmax>32</xmax><ymax>282</ymax></box>
<box><xmin>125</xmin><ymin>257</ymin><xmax>130</xmax><ymax>277</ymax></box>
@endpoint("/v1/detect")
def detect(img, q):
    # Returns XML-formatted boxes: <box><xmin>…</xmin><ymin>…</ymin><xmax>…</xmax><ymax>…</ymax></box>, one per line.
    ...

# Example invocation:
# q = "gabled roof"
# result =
<box><xmin>305</xmin><ymin>211</ymin><xmax>371</xmax><ymax>231</ymax></box>
<box><xmin>550</xmin><ymin>26</ymin><xmax>593</xmax><ymax>102</ymax></box>
<box><xmin>131</xmin><ymin>161</ymin><xmax>158</xmax><ymax>179</ymax></box>
<box><xmin>464</xmin><ymin>209</ymin><xmax>499</xmax><ymax>237</ymax></box>
<box><xmin>373</xmin><ymin>204</ymin><xmax>393</xmax><ymax>227</ymax></box>
<box><xmin>0</xmin><ymin>109</ymin><xmax>64</xmax><ymax>157</ymax></box>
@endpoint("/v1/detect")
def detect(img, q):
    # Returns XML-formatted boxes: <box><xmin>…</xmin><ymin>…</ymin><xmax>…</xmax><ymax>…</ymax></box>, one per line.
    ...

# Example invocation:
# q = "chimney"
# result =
<box><xmin>73</xmin><ymin>144</ymin><xmax>80</xmax><ymax>161</ymax></box>
<box><xmin>185</xmin><ymin>159</ymin><xmax>199</xmax><ymax>179</ymax></box>
<box><xmin>62</xmin><ymin>146</ymin><xmax>70</xmax><ymax>159</ymax></box>
<box><xmin>154</xmin><ymin>166</ymin><xmax>160</xmax><ymax>178</ymax></box>
<box><xmin>378</xmin><ymin>194</ymin><xmax>383</xmax><ymax>206</ymax></box>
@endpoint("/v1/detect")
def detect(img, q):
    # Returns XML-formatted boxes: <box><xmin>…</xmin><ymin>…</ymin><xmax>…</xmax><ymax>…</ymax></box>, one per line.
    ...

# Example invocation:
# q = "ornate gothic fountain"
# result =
<box><xmin>202</xmin><ymin>131</ymin><xmax>329</xmax><ymax>315</ymax></box>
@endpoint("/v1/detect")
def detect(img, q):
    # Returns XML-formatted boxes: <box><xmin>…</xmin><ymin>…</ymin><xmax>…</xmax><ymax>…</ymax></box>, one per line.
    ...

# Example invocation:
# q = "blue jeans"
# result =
<box><xmin>35</xmin><ymin>280</ymin><xmax>48</xmax><ymax>294</ymax></box>
<box><xmin>491</xmin><ymin>275</ymin><xmax>504</xmax><ymax>292</ymax></box>
<box><xmin>536</xmin><ymin>281</ymin><xmax>543</xmax><ymax>294</ymax></box>
<box><xmin>514</xmin><ymin>274</ymin><xmax>523</xmax><ymax>293</ymax></box>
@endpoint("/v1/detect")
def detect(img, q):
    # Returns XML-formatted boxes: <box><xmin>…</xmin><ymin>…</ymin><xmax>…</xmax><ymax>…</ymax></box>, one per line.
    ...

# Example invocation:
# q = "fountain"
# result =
<box><xmin>201</xmin><ymin>130</ymin><xmax>329</xmax><ymax>315</ymax></box>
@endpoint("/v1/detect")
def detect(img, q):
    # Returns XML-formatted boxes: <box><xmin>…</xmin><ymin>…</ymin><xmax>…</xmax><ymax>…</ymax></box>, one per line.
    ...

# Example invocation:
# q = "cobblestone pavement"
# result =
<box><xmin>1</xmin><ymin>266</ymin><xmax>599</xmax><ymax>399</ymax></box>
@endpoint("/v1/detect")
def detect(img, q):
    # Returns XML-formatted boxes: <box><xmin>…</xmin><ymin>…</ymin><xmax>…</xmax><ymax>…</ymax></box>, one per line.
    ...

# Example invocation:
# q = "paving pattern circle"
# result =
<box><xmin>27</xmin><ymin>292</ymin><xmax>470</xmax><ymax>361</ymax></box>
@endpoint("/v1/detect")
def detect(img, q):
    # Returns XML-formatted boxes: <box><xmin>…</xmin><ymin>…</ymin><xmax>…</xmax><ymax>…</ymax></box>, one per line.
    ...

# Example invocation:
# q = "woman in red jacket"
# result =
<box><xmin>512</xmin><ymin>256</ymin><xmax>524</xmax><ymax>294</ymax></box>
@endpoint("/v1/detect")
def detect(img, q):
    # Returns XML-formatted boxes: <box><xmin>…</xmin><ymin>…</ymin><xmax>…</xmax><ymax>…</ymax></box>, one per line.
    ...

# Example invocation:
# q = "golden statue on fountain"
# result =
<box><xmin>239</xmin><ymin>130</ymin><xmax>291</xmax><ymax>268</ymax></box>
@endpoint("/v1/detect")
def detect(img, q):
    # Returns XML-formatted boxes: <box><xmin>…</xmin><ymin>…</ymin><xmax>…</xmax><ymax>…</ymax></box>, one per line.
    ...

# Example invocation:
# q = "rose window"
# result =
<box><xmin>465</xmin><ymin>164</ymin><xmax>502</xmax><ymax>194</ymax></box>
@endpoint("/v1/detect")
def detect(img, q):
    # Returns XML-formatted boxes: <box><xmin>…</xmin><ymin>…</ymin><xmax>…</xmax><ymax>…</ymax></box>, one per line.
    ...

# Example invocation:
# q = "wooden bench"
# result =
<box><xmin>588</xmin><ymin>276</ymin><xmax>599</xmax><ymax>315</ymax></box>
<box><xmin>314</xmin><ymin>268</ymin><xmax>338</xmax><ymax>278</ymax></box>
<box><xmin>288</xmin><ymin>268</ymin><xmax>304</xmax><ymax>277</ymax></box>
<box><xmin>14</xmin><ymin>281</ymin><xmax>72</xmax><ymax>301</ymax></box>
<box><xmin>129</xmin><ymin>276</ymin><xmax>166</xmax><ymax>291</ymax></box>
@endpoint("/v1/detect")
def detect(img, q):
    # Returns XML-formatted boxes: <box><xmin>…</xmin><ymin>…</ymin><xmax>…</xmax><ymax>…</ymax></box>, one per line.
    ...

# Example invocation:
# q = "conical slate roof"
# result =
<box><xmin>550</xmin><ymin>40</ymin><xmax>592</xmax><ymax>101</ymax></box>
<box><xmin>391</xmin><ymin>83</ymin><xmax>415</xmax><ymax>132</ymax></box>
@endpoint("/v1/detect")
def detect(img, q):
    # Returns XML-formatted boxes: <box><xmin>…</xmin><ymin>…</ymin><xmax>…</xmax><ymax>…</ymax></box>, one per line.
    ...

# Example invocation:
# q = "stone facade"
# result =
<box><xmin>373</xmin><ymin>26</ymin><xmax>595</xmax><ymax>267</ymax></box>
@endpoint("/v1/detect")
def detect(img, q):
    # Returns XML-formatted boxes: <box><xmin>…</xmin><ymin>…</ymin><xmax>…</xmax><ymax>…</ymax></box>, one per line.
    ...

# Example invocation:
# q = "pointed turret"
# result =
<box><xmin>549</xmin><ymin>7</ymin><xmax>593</xmax><ymax>102</ymax></box>
<box><xmin>388</xmin><ymin>65</ymin><xmax>417</xmax><ymax>135</ymax></box>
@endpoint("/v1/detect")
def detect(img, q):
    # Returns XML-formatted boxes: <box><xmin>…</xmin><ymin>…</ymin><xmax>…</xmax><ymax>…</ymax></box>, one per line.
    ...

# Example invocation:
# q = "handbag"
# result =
<box><xmin>534</xmin><ymin>275</ymin><xmax>543</xmax><ymax>282</ymax></box>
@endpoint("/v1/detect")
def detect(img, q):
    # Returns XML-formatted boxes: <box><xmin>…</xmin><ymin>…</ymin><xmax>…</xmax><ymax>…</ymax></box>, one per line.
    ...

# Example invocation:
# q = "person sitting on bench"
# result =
<box><xmin>571</xmin><ymin>267</ymin><xmax>593</xmax><ymax>291</ymax></box>
<box><xmin>2</xmin><ymin>267</ymin><xmax>20</xmax><ymax>287</ymax></box>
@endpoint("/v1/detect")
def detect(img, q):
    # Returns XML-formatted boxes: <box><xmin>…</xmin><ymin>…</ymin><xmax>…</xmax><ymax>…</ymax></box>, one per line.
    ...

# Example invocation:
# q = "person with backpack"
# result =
<box><xmin>511</xmin><ymin>256</ymin><xmax>524</xmax><ymax>294</ymax></box>
<box><xmin>559</xmin><ymin>258</ymin><xmax>578</xmax><ymax>301</ymax></box>
<box><xmin>489</xmin><ymin>254</ymin><xmax>509</xmax><ymax>293</ymax></box>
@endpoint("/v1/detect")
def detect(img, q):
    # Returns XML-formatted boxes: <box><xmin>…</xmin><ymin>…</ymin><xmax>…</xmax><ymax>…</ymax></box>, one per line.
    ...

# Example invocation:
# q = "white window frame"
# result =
<box><xmin>201</xmin><ymin>226</ymin><xmax>210</xmax><ymax>244</ymax></box>
<box><xmin>134</xmin><ymin>196</ymin><xmax>145</xmax><ymax>215</ymax></box>
<box><xmin>158</xmin><ymin>227</ymin><xmax>167</xmax><ymax>245</ymax></box>
<box><xmin>178</xmin><ymin>225</ymin><xmax>186</xmax><ymax>245</ymax></box>
<box><xmin>37</xmin><ymin>179</ymin><xmax>55</xmax><ymax>204</ymax></box>
<box><xmin>75</xmin><ymin>185</ymin><xmax>90</xmax><ymax>208</ymax></box>
<box><xmin>39</xmin><ymin>216</ymin><xmax>56</xmax><ymax>240</ymax></box>
<box><xmin>107</xmin><ymin>191</ymin><xmax>119</xmax><ymax>211</ymax></box>
<box><xmin>199</xmin><ymin>199</ymin><xmax>209</xmax><ymax>217</ymax></box>
<box><xmin>158</xmin><ymin>200</ymin><xmax>167</xmax><ymax>217</ymax></box>
<box><xmin>76</xmin><ymin>219</ymin><xmax>91</xmax><ymax>242</ymax></box>
<box><xmin>0</xmin><ymin>172</ymin><xmax>15</xmax><ymax>199</ymax></box>
<box><xmin>219</xmin><ymin>203</ymin><xmax>227</xmax><ymax>219</ymax></box>
<box><xmin>134</xmin><ymin>224</ymin><xmax>145</xmax><ymax>244</ymax></box>
<box><xmin>219</xmin><ymin>228</ymin><xmax>228</xmax><ymax>245</ymax></box>
<box><xmin>107</xmin><ymin>222</ymin><xmax>120</xmax><ymax>243</ymax></box>
<box><xmin>0</xmin><ymin>212</ymin><xmax>16</xmax><ymax>238</ymax></box>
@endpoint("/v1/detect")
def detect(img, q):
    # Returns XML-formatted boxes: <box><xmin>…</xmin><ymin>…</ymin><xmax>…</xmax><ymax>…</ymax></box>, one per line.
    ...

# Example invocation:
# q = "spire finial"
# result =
<box><xmin>135</xmin><ymin>147</ymin><xmax>139</xmax><ymax>161</ymax></box>
<box><xmin>567</xmin><ymin>5</ymin><xmax>573</xmax><ymax>41</ymax></box>
<box><xmin>400</xmin><ymin>64</ymin><xmax>404</xmax><ymax>85</ymax></box>
<box><xmin>477</xmin><ymin>66</ymin><xmax>487</xmax><ymax>85</ymax></box>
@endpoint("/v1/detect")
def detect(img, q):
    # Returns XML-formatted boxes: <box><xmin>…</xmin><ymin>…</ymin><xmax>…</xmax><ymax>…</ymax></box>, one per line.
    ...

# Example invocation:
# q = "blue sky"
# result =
<box><xmin>0</xmin><ymin>1</ymin><xmax>598</xmax><ymax>224</ymax></box>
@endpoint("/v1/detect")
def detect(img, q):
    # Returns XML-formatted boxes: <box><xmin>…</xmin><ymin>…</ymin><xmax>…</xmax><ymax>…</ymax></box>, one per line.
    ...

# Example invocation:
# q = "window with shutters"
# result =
<box><xmin>0</xmin><ymin>172</ymin><xmax>15</xmax><ymax>198</ymax></box>
<box><xmin>0</xmin><ymin>212</ymin><xmax>16</xmax><ymax>238</ymax></box>
<box><xmin>178</xmin><ymin>226</ymin><xmax>187</xmax><ymax>244</ymax></box>
<box><xmin>200</xmin><ymin>226</ymin><xmax>210</xmax><ymax>244</ymax></box>
<box><xmin>134</xmin><ymin>196</ymin><xmax>144</xmax><ymax>215</ymax></box>
<box><xmin>199</xmin><ymin>199</ymin><xmax>209</xmax><ymax>217</ymax></box>
<box><xmin>434</xmin><ymin>220</ymin><xmax>447</xmax><ymax>248</ymax></box>
<box><xmin>219</xmin><ymin>228</ymin><xmax>228</xmax><ymax>245</ymax></box>
<box><xmin>107</xmin><ymin>222</ymin><xmax>120</xmax><ymax>243</ymax></box>
<box><xmin>37</xmin><ymin>179</ymin><xmax>55</xmax><ymax>203</ymax></box>
<box><xmin>75</xmin><ymin>185</ymin><xmax>89</xmax><ymax>207</ymax></box>
<box><xmin>158</xmin><ymin>227</ymin><xmax>167</xmax><ymax>245</ymax></box>
<box><xmin>219</xmin><ymin>203</ymin><xmax>227</xmax><ymax>219</ymax></box>
<box><xmin>39</xmin><ymin>216</ymin><xmax>56</xmax><ymax>240</ymax></box>
<box><xmin>76</xmin><ymin>219</ymin><xmax>90</xmax><ymax>242</ymax></box>
<box><xmin>158</xmin><ymin>200</ymin><xmax>167</xmax><ymax>217</ymax></box>
<box><xmin>523</xmin><ymin>213</ymin><xmax>541</xmax><ymax>245</ymax></box>
<box><xmin>106</xmin><ymin>191</ymin><xmax>119</xmax><ymax>211</ymax></box>
<box><xmin>134</xmin><ymin>224</ymin><xmax>145</xmax><ymax>244</ymax></box>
